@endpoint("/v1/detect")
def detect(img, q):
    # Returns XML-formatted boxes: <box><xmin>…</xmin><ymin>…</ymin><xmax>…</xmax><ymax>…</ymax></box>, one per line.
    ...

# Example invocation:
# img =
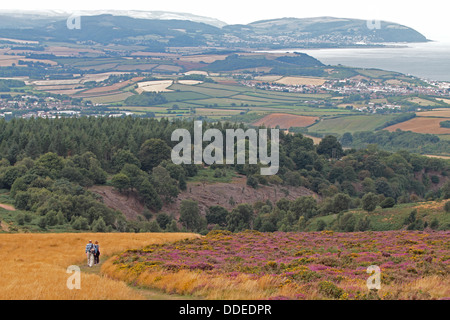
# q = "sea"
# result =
<box><xmin>264</xmin><ymin>41</ymin><xmax>450</xmax><ymax>82</ymax></box>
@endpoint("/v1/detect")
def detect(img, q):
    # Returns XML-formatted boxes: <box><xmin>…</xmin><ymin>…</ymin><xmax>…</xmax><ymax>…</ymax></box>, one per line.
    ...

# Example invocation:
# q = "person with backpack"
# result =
<box><xmin>85</xmin><ymin>240</ymin><xmax>95</xmax><ymax>267</ymax></box>
<box><xmin>93</xmin><ymin>241</ymin><xmax>100</xmax><ymax>265</ymax></box>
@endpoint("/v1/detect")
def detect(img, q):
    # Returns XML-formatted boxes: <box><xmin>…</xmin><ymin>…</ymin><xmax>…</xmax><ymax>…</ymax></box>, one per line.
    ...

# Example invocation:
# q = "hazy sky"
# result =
<box><xmin>2</xmin><ymin>0</ymin><xmax>449</xmax><ymax>42</ymax></box>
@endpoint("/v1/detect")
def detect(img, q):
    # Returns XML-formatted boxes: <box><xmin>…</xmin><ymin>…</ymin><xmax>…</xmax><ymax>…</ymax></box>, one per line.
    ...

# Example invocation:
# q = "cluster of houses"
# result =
<box><xmin>324</xmin><ymin>78</ymin><xmax>450</xmax><ymax>97</ymax></box>
<box><xmin>0</xmin><ymin>94</ymin><xmax>134</xmax><ymax>119</ymax></box>
<box><xmin>354</xmin><ymin>102</ymin><xmax>402</xmax><ymax>113</ymax></box>
<box><xmin>241</xmin><ymin>75</ymin><xmax>450</xmax><ymax>113</ymax></box>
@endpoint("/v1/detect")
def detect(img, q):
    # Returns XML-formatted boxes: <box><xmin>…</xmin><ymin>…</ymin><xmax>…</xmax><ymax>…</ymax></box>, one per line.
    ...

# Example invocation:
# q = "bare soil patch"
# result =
<box><xmin>90</xmin><ymin>177</ymin><xmax>317</xmax><ymax>220</ymax></box>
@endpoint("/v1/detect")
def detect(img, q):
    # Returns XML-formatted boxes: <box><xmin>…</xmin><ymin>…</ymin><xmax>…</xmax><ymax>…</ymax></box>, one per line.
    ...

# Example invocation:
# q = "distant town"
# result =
<box><xmin>241</xmin><ymin>76</ymin><xmax>450</xmax><ymax>114</ymax></box>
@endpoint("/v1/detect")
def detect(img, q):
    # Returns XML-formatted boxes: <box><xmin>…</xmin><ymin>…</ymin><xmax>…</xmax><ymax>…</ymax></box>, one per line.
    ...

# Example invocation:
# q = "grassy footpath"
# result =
<box><xmin>80</xmin><ymin>255</ymin><xmax>197</xmax><ymax>300</ymax></box>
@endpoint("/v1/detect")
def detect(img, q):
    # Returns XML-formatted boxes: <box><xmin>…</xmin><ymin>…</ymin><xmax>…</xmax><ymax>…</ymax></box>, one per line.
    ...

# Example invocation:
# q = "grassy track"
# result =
<box><xmin>80</xmin><ymin>255</ymin><xmax>197</xmax><ymax>300</ymax></box>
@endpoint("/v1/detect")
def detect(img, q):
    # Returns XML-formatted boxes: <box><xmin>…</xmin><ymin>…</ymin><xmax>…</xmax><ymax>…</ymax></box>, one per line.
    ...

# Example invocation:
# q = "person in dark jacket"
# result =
<box><xmin>93</xmin><ymin>241</ymin><xmax>100</xmax><ymax>265</ymax></box>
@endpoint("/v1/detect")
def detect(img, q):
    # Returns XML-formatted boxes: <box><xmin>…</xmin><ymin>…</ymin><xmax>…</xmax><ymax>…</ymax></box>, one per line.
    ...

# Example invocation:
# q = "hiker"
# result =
<box><xmin>85</xmin><ymin>240</ymin><xmax>95</xmax><ymax>267</ymax></box>
<box><xmin>93</xmin><ymin>241</ymin><xmax>100</xmax><ymax>265</ymax></box>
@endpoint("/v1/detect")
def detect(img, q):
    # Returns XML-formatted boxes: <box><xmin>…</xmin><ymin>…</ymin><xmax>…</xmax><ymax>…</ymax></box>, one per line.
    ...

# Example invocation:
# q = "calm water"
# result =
<box><xmin>267</xmin><ymin>42</ymin><xmax>450</xmax><ymax>82</ymax></box>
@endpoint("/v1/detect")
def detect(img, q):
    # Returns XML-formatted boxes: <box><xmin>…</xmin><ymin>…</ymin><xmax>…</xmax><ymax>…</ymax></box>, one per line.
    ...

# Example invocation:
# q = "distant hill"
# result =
<box><xmin>205</xmin><ymin>53</ymin><xmax>325</xmax><ymax>74</ymax></box>
<box><xmin>243</xmin><ymin>16</ymin><xmax>428</xmax><ymax>43</ymax></box>
<box><xmin>0</xmin><ymin>9</ymin><xmax>227</xmax><ymax>28</ymax></box>
<box><xmin>0</xmin><ymin>11</ymin><xmax>429</xmax><ymax>48</ymax></box>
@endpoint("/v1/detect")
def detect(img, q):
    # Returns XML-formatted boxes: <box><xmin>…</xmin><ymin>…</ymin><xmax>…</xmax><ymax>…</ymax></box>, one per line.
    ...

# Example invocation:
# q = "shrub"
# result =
<box><xmin>380</xmin><ymin>197</ymin><xmax>395</xmax><ymax>208</ymax></box>
<box><xmin>445</xmin><ymin>201</ymin><xmax>450</xmax><ymax>213</ymax></box>
<box><xmin>318</xmin><ymin>281</ymin><xmax>344</xmax><ymax>299</ymax></box>
<box><xmin>92</xmin><ymin>217</ymin><xmax>107</xmax><ymax>232</ymax></box>
<box><xmin>71</xmin><ymin>216</ymin><xmax>89</xmax><ymax>230</ymax></box>
<box><xmin>246</xmin><ymin>175</ymin><xmax>258</xmax><ymax>188</ymax></box>
<box><xmin>431</xmin><ymin>175</ymin><xmax>439</xmax><ymax>184</ymax></box>
<box><xmin>430</xmin><ymin>218</ymin><xmax>439</xmax><ymax>230</ymax></box>
<box><xmin>336</xmin><ymin>213</ymin><xmax>356</xmax><ymax>232</ymax></box>
<box><xmin>15</xmin><ymin>212</ymin><xmax>25</xmax><ymax>225</ymax></box>
<box><xmin>362</xmin><ymin>192</ymin><xmax>378</xmax><ymax>212</ymax></box>
<box><xmin>404</xmin><ymin>209</ymin><xmax>417</xmax><ymax>225</ymax></box>
<box><xmin>156</xmin><ymin>213</ymin><xmax>172</xmax><ymax>230</ymax></box>
<box><xmin>316</xmin><ymin>220</ymin><xmax>327</xmax><ymax>231</ymax></box>
<box><xmin>356</xmin><ymin>216</ymin><xmax>371</xmax><ymax>231</ymax></box>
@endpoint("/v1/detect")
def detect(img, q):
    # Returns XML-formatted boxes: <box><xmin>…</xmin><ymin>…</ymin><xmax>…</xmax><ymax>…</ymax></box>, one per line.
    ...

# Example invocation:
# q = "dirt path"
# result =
<box><xmin>0</xmin><ymin>203</ymin><xmax>15</xmax><ymax>211</ymax></box>
<box><xmin>80</xmin><ymin>256</ymin><xmax>197</xmax><ymax>300</ymax></box>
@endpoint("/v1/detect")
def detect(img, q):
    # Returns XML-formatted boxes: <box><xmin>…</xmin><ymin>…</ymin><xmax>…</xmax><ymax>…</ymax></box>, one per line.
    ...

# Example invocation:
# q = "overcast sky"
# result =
<box><xmin>2</xmin><ymin>0</ymin><xmax>449</xmax><ymax>42</ymax></box>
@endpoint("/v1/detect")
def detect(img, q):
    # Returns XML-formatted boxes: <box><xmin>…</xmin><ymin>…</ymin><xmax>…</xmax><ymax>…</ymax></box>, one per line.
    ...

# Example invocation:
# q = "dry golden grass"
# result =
<box><xmin>0</xmin><ymin>233</ymin><xmax>199</xmax><ymax>300</ymax></box>
<box><xmin>416</xmin><ymin>109</ymin><xmax>450</xmax><ymax>118</ymax></box>
<box><xmin>102</xmin><ymin>260</ymin><xmax>450</xmax><ymax>300</ymax></box>
<box><xmin>136</xmin><ymin>80</ymin><xmax>174</xmax><ymax>93</ymax></box>
<box><xmin>178</xmin><ymin>80</ymin><xmax>204</xmax><ymax>85</ymax></box>
<box><xmin>184</xmin><ymin>70</ymin><xmax>209</xmax><ymax>76</ymax></box>
<box><xmin>385</xmin><ymin>117</ymin><xmax>450</xmax><ymax>134</ymax></box>
<box><xmin>101</xmin><ymin>266</ymin><xmax>300</xmax><ymax>300</ymax></box>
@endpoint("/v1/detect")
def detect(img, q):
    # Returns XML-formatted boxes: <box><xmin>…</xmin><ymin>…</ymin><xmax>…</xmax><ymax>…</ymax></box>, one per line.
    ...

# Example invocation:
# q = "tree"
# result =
<box><xmin>111</xmin><ymin>149</ymin><xmax>141</xmax><ymax>172</ymax></box>
<box><xmin>332</xmin><ymin>193</ymin><xmax>351</xmax><ymax>213</ymax></box>
<box><xmin>246</xmin><ymin>175</ymin><xmax>258</xmax><ymax>188</ymax></box>
<box><xmin>375</xmin><ymin>178</ymin><xmax>394</xmax><ymax>198</ymax></box>
<box><xmin>166</xmin><ymin>220</ymin><xmax>179</xmax><ymax>232</ymax></box>
<box><xmin>138</xmin><ymin>178</ymin><xmax>162</xmax><ymax>212</ymax></box>
<box><xmin>226</xmin><ymin>203</ymin><xmax>254</xmax><ymax>232</ymax></box>
<box><xmin>356</xmin><ymin>216</ymin><xmax>371</xmax><ymax>231</ymax></box>
<box><xmin>120</xmin><ymin>163</ymin><xmax>147</xmax><ymax>190</ymax></box>
<box><xmin>336</xmin><ymin>212</ymin><xmax>356</xmax><ymax>232</ymax></box>
<box><xmin>178</xmin><ymin>174</ymin><xmax>187</xmax><ymax>191</ymax></box>
<box><xmin>380</xmin><ymin>197</ymin><xmax>395</xmax><ymax>208</ymax></box>
<box><xmin>442</xmin><ymin>181</ymin><xmax>450</xmax><ymax>199</ymax></box>
<box><xmin>316</xmin><ymin>219</ymin><xmax>327</xmax><ymax>231</ymax></box>
<box><xmin>92</xmin><ymin>217</ymin><xmax>107</xmax><ymax>232</ymax></box>
<box><xmin>289</xmin><ymin>196</ymin><xmax>318</xmax><ymax>219</ymax></box>
<box><xmin>179</xmin><ymin>199</ymin><xmax>203</xmax><ymax>232</ymax></box>
<box><xmin>317</xmin><ymin>135</ymin><xmax>343</xmax><ymax>159</ymax></box>
<box><xmin>15</xmin><ymin>212</ymin><xmax>25</xmax><ymax>225</ymax></box>
<box><xmin>404</xmin><ymin>209</ymin><xmax>417</xmax><ymax>225</ymax></box>
<box><xmin>33</xmin><ymin>152</ymin><xmax>64</xmax><ymax>178</ymax></box>
<box><xmin>152</xmin><ymin>166</ymin><xmax>179</xmax><ymax>203</ymax></box>
<box><xmin>111</xmin><ymin>173</ymin><xmax>131</xmax><ymax>193</ymax></box>
<box><xmin>362</xmin><ymin>192</ymin><xmax>378</xmax><ymax>213</ymax></box>
<box><xmin>138</xmin><ymin>139</ymin><xmax>171</xmax><ymax>172</ymax></box>
<box><xmin>156</xmin><ymin>213</ymin><xmax>172</xmax><ymax>230</ymax></box>
<box><xmin>340</xmin><ymin>132</ymin><xmax>353</xmax><ymax>147</ymax></box>
<box><xmin>362</xmin><ymin>177</ymin><xmax>376</xmax><ymax>193</ymax></box>
<box><xmin>71</xmin><ymin>216</ymin><xmax>89</xmax><ymax>230</ymax></box>
<box><xmin>206</xmin><ymin>205</ymin><xmax>229</xmax><ymax>227</ymax></box>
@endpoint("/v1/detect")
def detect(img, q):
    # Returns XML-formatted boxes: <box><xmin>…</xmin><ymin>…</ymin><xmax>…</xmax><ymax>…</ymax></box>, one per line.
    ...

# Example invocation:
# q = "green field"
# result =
<box><xmin>96</xmin><ymin>79</ymin><xmax>352</xmax><ymax>121</ymax></box>
<box><xmin>307</xmin><ymin>201</ymin><xmax>450</xmax><ymax>232</ymax></box>
<box><xmin>307</xmin><ymin>114</ymin><xmax>397</xmax><ymax>135</ymax></box>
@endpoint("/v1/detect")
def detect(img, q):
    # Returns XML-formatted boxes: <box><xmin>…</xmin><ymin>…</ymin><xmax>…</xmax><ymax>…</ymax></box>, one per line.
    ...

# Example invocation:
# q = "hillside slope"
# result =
<box><xmin>90</xmin><ymin>176</ymin><xmax>317</xmax><ymax>220</ymax></box>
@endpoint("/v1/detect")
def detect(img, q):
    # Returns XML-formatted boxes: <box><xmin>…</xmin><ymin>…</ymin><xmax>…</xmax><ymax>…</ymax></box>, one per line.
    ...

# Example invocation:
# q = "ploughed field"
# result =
<box><xmin>103</xmin><ymin>230</ymin><xmax>450</xmax><ymax>300</ymax></box>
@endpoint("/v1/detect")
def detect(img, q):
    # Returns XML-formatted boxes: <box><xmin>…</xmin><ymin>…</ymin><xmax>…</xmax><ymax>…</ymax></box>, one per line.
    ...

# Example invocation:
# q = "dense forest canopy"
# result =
<box><xmin>0</xmin><ymin>116</ymin><xmax>448</xmax><ymax>233</ymax></box>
